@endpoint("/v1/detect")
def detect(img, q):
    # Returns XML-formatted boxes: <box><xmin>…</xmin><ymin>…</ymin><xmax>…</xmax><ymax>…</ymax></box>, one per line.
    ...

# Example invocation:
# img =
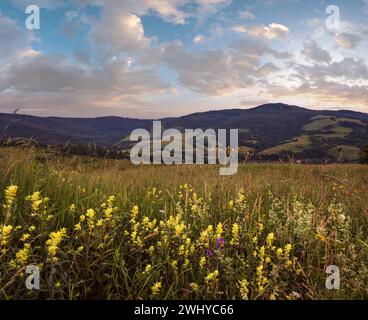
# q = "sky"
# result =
<box><xmin>0</xmin><ymin>0</ymin><xmax>367</xmax><ymax>118</ymax></box>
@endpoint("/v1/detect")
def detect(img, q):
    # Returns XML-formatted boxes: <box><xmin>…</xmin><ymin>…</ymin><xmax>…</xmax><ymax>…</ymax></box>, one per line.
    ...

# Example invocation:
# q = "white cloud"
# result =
<box><xmin>90</xmin><ymin>11</ymin><xmax>152</xmax><ymax>54</ymax></box>
<box><xmin>193</xmin><ymin>34</ymin><xmax>206</xmax><ymax>44</ymax></box>
<box><xmin>140</xmin><ymin>38</ymin><xmax>289</xmax><ymax>95</ymax></box>
<box><xmin>232</xmin><ymin>23</ymin><xmax>289</xmax><ymax>39</ymax></box>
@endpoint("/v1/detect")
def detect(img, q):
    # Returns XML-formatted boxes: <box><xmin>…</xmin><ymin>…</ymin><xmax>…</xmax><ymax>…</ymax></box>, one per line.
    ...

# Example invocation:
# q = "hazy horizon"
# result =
<box><xmin>2</xmin><ymin>102</ymin><xmax>368</xmax><ymax>120</ymax></box>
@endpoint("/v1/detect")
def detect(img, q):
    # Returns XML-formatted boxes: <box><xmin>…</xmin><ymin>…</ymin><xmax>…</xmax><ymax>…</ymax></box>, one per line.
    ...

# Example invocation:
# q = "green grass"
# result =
<box><xmin>328</xmin><ymin>145</ymin><xmax>361</xmax><ymax>161</ymax></box>
<box><xmin>304</xmin><ymin>116</ymin><xmax>365</xmax><ymax>132</ymax></box>
<box><xmin>261</xmin><ymin>135</ymin><xmax>311</xmax><ymax>155</ymax></box>
<box><xmin>0</xmin><ymin>147</ymin><xmax>368</xmax><ymax>300</ymax></box>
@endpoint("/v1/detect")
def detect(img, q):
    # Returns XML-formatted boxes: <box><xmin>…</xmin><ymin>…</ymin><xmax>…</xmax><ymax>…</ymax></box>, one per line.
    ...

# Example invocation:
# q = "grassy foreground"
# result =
<box><xmin>0</xmin><ymin>147</ymin><xmax>367</xmax><ymax>300</ymax></box>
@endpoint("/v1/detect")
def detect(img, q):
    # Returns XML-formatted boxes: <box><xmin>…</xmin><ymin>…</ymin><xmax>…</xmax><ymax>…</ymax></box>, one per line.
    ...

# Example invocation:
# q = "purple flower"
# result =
<box><xmin>206</xmin><ymin>249</ymin><xmax>214</xmax><ymax>258</ymax></box>
<box><xmin>216</xmin><ymin>237</ymin><xmax>225</xmax><ymax>249</ymax></box>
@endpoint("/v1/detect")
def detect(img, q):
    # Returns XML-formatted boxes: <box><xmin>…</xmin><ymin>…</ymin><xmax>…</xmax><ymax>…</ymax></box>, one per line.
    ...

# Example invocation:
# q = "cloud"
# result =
<box><xmin>301</xmin><ymin>41</ymin><xmax>331</xmax><ymax>64</ymax></box>
<box><xmin>11</xmin><ymin>0</ymin><xmax>66</xmax><ymax>9</ymax></box>
<box><xmin>335</xmin><ymin>32</ymin><xmax>362</xmax><ymax>49</ymax></box>
<box><xmin>263</xmin><ymin>54</ymin><xmax>368</xmax><ymax>109</ymax></box>
<box><xmin>0</xmin><ymin>51</ymin><xmax>172</xmax><ymax>117</ymax></box>
<box><xmin>238</xmin><ymin>10</ymin><xmax>255</xmax><ymax>20</ymax></box>
<box><xmin>140</xmin><ymin>38</ymin><xmax>289</xmax><ymax>95</ymax></box>
<box><xmin>0</xmin><ymin>12</ymin><xmax>34</xmax><ymax>60</ymax></box>
<box><xmin>232</xmin><ymin>23</ymin><xmax>289</xmax><ymax>39</ymax></box>
<box><xmin>193</xmin><ymin>34</ymin><xmax>206</xmax><ymax>44</ymax></box>
<box><xmin>89</xmin><ymin>11</ymin><xmax>152</xmax><ymax>55</ymax></box>
<box><xmin>76</xmin><ymin>0</ymin><xmax>232</xmax><ymax>25</ymax></box>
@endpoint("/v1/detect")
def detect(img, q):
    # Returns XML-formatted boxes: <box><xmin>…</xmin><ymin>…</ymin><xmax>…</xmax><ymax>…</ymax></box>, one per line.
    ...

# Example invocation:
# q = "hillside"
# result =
<box><xmin>1</xmin><ymin>103</ymin><xmax>367</xmax><ymax>162</ymax></box>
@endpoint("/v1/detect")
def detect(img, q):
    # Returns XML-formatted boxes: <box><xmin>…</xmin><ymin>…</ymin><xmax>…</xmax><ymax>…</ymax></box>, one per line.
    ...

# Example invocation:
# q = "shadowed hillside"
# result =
<box><xmin>1</xmin><ymin>103</ymin><xmax>367</xmax><ymax>162</ymax></box>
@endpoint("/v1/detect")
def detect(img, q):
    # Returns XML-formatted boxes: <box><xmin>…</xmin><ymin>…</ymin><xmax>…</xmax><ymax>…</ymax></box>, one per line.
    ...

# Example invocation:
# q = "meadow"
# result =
<box><xmin>0</xmin><ymin>146</ymin><xmax>367</xmax><ymax>300</ymax></box>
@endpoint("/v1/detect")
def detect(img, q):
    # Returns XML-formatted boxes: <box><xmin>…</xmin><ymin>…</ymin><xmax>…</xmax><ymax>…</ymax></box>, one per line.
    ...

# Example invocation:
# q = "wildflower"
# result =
<box><xmin>315</xmin><ymin>232</ymin><xmax>326</xmax><ymax>242</ymax></box>
<box><xmin>107</xmin><ymin>195</ymin><xmax>116</xmax><ymax>207</ymax></box>
<box><xmin>86</xmin><ymin>209</ymin><xmax>95</xmax><ymax>220</ymax></box>
<box><xmin>266</xmin><ymin>233</ymin><xmax>275</xmax><ymax>247</ymax></box>
<box><xmin>238</xmin><ymin>279</ymin><xmax>249</xmax><ymax>300</ymax></box>
<box><xmin>74</xmin><ymin>223</ymin><xmax>81</xmax><ymax>231</ymax></box>
<box><xmin>15</xmin><ymin>243</ymin><xmax>31</xmax><ymax>265</ymax></box>
<box><xmin>175</xmin><ymin>223</ymin><xmax>185</xmax><ymax>236</ymax></box>
<box><xmin>26</xmin><ymin>191</ymin><xmax>42</xmax><ymax>213</ymax></box>
<box><xmin>206</xmin><ymin>249</ymin><xmax>214</xmax><ymax>258</ymax></box>
<box><xmin>144</xmin><ymin>264</ymin><xmax>152</xmax><ymax>273</ymax></box>
<box><xmin>131</xmin><ymin>205</ymin><xmax>139</xmax><ymax>220</ymax></box>
<box><xmin>276</xmin><ymin>248</ymin><xmax>283</xmax><ymax>257</ymax></box>
<box><xmin>46</xmin><ymin>228</ymin><xmax>67</xmax><ymax>257</ymax></box>
<box><xmin>171</xmin><ymin>260</ymin><xmax>178</xmax><ymax>269</ymax></box>
<box><xmin>28</xmin><ymin>225</ymin><xmax>36</xmax><ymax>232</ymax></box>
<box><xmin>257</xmin><ymin>223</ymin><xmax>264</xmax><ymax>233</ymax></box>
<box><xmin>258</xmin><ymin>246</ymin><xmax>265</xmax><ymax>262</ymax></box>
<box><xmin>230</xmin><ymin>223</ymin><xmax>240</xmax><ymax>246</ymax></box>
<box><xmin>184</xmin><ymin>258</ymin><xmax>190</xmax><ymax>268</ymax></box>
<box><xmin>284</xmin><ymin>244</ymin><xmax>292</xmax><ymax>255</ymax></box>
<box><xmin>216</xmin><ymin>237</ymin><xmax>225</xmax><ymax>249</ymax></box>
<box><xmin>4</xmin><ymin>185</ymin><xmax>18</xmax><ymax>212</ymax></box>
<box><xmin>0</xmin><ymin>225</ymin><xmax>13</xmax><ymax>245</ymax></box>
<box><xmin>77</xmin><ymin>246</ymin><xmax>84</xmax><ymax>252</ymax></box>
<box><xmin>215</xmin><ymin>223</ymin><xmax>223</xmax><ymax>239</ymax></box>
<box><xmin>148</xmin><ymin>245</ymin><xmax>155</xmax><ymax>255</ymax></box>
<box><xmin>79</xmin><ymin>215</ymin><xmax>86</xmax><ymax>222</ymax></box>
<box><xmin>55</xmin><ymin>282</ymin><xmax>61</xmax><ymax>289</ymax></box>
<box><xmin>256</xmin><ymin>264</ymin><xmax>263</xmax><ymax>276</ymax></box>
<box><xmin>96</xmin><ymin>219</ymin><xmax>104</xmax><ymax>227</ymax></box>
<box><xmin>205</xmin><ymin>270</ymin><xmax>219</xmax><ymax>282</ymax></box>
<box><xmin>286</xmin><ymin>260</ymin><xmax>293</xmax><ymax>268</ymax></box>
<box><xmin>151</xmin><ymin>282</ymin><xmax>162</xmax><ymax>296</ymax></box>
<box><xmin>199</xmin><ymin>256</ymin><xmax>206</xmax><ymax>269</ymax></box>
<box><xmin>20</xmin><ymin>233</ymin><xmax>30</xmax><ymax>242</ymax></box>
<box><xmin>104</xmin><ymin>207</ymin><xmax>113</xmax><ymax>220</ymax></box>
<box><xmin>190</xmin><ymin>283</ymin><xmax>199</xmax><ymax>291</ymax></box>
<box><xmin>238</xmin><ymin>189</ymin><xmax>245</xmax><ymax>203</ymax></box>
<box><xmin>69</xmin><ymin>204</ymin><xmax>76</xmax><ymax>213</ymax></box>
<box><xmin>228</xmin><ymin>200</ymin><xmax>234</xmax><ymax>210</ymax></box>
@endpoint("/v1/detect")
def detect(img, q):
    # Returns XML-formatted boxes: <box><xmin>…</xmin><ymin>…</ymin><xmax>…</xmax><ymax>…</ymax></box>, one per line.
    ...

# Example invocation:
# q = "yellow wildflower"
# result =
<box><xmin>215</xmin><ymin>223</ymin><xmax>223</xmax><ymax>239</ymax></box>
<box><xmin>199</xmin><ymin>256</ymin><xmax>206</xmax><ymax>269</ymax></box>
<box><xmin>205</xmin><ymin>269</ymin><xmax>219</xmax><ymax>282</ymax></box>
<box><xmin>20</xmin><ymin>233</ymin><xmax>30</xmax><ymax>242</ymax></box>
<box><xmin>151</xmin><ymin>282</ymin><xmax>162</xmax><ymax>296</ymax></box>
<box><xmin>230</xmin><ymin>223</ymin><xmax>240</xmax><ymax>245</ymax></box>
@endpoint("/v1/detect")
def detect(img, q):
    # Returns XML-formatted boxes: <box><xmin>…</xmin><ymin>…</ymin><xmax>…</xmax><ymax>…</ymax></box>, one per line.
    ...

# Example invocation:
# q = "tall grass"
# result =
<box><xmin>0</xmin><ymin>147</ymin><xmax>367</xmax><ymax>299</ymax></box>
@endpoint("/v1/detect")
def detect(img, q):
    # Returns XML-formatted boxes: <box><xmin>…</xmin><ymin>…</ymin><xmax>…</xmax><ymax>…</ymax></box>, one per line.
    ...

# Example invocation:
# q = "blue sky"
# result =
<box><xmin>0</xmin><ymin>0</ymin><xmax>367</xmax><ymax>118</ymax></box>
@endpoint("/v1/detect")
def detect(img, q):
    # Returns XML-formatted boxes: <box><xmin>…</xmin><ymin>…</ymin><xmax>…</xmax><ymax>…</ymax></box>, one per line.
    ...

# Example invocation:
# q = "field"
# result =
<box><xmin>0</xmin><ymin>147</ymin><xmax>368</xmax><ymax>300</ymax></box>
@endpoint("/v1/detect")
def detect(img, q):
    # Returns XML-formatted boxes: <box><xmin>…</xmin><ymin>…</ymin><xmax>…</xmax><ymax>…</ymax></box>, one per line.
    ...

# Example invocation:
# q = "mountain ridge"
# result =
<box><xmin>1</xmin><ymin>103</ymin><xmax>367</xmax><ymax>162</ymax></box>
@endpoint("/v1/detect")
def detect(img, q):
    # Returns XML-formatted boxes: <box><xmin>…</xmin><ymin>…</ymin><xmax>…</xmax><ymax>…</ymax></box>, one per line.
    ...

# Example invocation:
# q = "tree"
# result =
<box><xmin>360</xmin><ymin>145</ymin><xmax>368</xmax><ymax>164</ymax></box>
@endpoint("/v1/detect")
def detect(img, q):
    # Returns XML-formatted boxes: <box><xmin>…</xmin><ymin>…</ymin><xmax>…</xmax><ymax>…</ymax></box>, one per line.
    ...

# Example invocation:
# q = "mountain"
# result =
<box><xmin>1</xmin><ymin>103</ymin><xmax>368</xmax><ymax>162</ymax></box>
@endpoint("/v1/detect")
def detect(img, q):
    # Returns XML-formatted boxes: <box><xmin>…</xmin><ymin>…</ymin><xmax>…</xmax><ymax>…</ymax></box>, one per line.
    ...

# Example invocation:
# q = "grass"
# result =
<box><xmin>327</xmin><ymin>145</ymin><xmax>361</xmax><ymax>161</ymax></box>
<box><xmin>303</xmin><ymin>116</ymin><xmax>365</xmax><ymax>132</ymax></box>
<box><xmin>0</xmin><ymin>146</ymin><xmax>368</xmax><ymax>300</ymax></box>
<box><xmin>261</xmin><ymin>135</ymin><xmax>311</xmax><ymax>155</ymax></box>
